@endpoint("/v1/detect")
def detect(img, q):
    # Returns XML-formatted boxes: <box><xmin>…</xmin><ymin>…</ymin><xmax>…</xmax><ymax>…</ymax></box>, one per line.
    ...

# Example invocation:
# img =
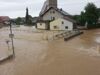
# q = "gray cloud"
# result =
<box><xmin>0</xmin><ymin>0</ymin><xmax>99</xmax><ymax>18</ymax></box>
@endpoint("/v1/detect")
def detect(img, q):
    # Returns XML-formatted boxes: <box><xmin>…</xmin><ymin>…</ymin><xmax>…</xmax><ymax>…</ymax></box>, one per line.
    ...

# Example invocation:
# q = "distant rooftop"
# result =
<box><xmin>0</xmin><ymin>16</ymin><xmax>10</xmax><ymax>23</ymax></box>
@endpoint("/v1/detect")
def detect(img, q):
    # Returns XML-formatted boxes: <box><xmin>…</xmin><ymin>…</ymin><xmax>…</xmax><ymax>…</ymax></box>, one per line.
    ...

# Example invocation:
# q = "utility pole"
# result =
<box><xmin>9</xmin><ymin>21</ymin><xmax>15</xmax><ymax>57</ymax></box>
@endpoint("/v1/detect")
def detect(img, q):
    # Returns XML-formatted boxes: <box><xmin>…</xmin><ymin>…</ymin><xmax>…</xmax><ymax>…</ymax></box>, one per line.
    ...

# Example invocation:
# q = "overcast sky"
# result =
<box><xmin>0</xmin><ymin>0</ymin><xmax>100</xmax><ymax>18</ymax></box>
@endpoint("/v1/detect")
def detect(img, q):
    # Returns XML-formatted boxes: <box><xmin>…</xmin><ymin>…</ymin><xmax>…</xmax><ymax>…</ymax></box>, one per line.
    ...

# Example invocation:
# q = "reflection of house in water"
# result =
<box><xmin>37</xmin><ymin>0</ymin><xmax>76</xmax><ymax>31</ymax></box>
<box><xmin>0</xmin><ymin>16</ymin><xmax>10</xmax><ymax>28</ymax></box>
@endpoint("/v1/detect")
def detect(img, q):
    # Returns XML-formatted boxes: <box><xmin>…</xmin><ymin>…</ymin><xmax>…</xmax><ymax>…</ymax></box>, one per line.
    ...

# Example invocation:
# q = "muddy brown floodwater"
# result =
<box><xmin>0</xmin><ymin>27</ymin><xmax>100</xmax><ymax>75</ymax></box>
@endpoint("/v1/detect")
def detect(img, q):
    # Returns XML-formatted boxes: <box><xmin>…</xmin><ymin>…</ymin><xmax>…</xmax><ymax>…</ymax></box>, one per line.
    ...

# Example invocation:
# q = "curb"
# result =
<box><xmin>64</xmin><ymin>32</ymin><xmax>83</xmax><ymax>41</ymax></box>
<box><xmin>0</xmin><ymin>54</ymin><xmax>14</xmax><ymax>64</ymax></box>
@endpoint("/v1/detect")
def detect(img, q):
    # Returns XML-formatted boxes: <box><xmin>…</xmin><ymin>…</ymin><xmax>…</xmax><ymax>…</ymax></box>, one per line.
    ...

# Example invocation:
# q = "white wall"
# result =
<box><xmin>43</xmin><ymin>9</ymin><xmax>63</xmax><ymax>20</ymax></box>
<box><xmin>50</xmin><ymin>18</ymin><xmax>73</xmax><ymax>31</ymax></box>
<box><xmin>37</xmin><ymin>23</ymin><xmax>46</xmax><ymax>29</ymax></box>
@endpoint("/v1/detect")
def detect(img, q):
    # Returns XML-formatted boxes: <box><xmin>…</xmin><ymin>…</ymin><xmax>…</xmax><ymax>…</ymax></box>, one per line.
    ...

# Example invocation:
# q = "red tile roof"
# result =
<box><xmin>0</xmin><ymin>16</ymin><xmax>10</xmax><ymax>23</ymax></box>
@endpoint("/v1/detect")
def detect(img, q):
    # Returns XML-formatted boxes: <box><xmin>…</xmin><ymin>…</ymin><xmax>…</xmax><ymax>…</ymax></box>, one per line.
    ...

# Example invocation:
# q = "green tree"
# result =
<box><xmin>80</xmin><ymin>11</ymin><xmax>86</xmax><ymax>26</ymax></box>
<box><xmin>25</xmin><ymin>7</ymin><xmax>29</xmax><ymax>24</ymax></box>
<box><xmin>98</xmin><ymin>8</ymin><xmax>100</xmax><ymax>17</ymax></box>
<box><xmin>73</xmin><ymin>12</ymin><xmax>86</xmax><ymax>26</ymax></box>
<box><xmin>25</xmin><ymin>7</ymin><xmax>33</xmax><ymax>25</ymax></box>
<box><xmin>85</xmin><ymin>3</ymin><xmax>99</xmax><ymax>26</ymax></box>
<box><xmin>73</xmin><ymin>15</ymin><xmax>80</xmax><ymax>23</ymax></box>
<box><xmin>16</xmin><ymin>17</ymin><xmax>22</xmax><ymax>25</ymax></box>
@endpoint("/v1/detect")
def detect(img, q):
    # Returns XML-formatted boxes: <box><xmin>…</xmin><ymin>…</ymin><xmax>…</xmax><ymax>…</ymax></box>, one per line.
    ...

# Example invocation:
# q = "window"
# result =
<box><xmin>40</xmin><ymin>23</ymin><xmax>42</xmax><ymax>25</ymax></box>
<box><xmin>65</xmin><ymin>26</ymin><xmax>68</xmax><ymax>29</ymax></box>
<box><xmin>62</xmin><ymin>21</ymin><xmax>64</xmax><ymax>24</ymax></box>
<box><xmin>50</xmin><ymin>11</ymin><xmax>55</xmax><ymax>14</ymax></box>
<box><xmin>52</xmin><ymin>17</ymin><xmax>55</xmax><ymax>20</ymax></box>
<box><xmin>50</xmin><ymin>11</ymin><xmax>52</xmax><ymax>14</ymax></box>
<box><xmin>53</xmin><ymin>11</ymin><xmax>55</xmax><ymax>14</ymax></box>
<box><xmin>51</xmin><ymin>17</ymin><xmax>55</xmax><ymax>20</ymax></box>
<box><xmin>54</xmin><ymin>26</ymin><xmax>57</xmax><ymax>29</ymax></box>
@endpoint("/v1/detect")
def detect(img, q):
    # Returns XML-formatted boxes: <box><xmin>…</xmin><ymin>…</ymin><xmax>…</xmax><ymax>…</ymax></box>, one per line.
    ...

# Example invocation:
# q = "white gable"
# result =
<box><xmin>42</xmin><ymin>8</ymin><xmax>63</xmax><ymax>20</ymax></box>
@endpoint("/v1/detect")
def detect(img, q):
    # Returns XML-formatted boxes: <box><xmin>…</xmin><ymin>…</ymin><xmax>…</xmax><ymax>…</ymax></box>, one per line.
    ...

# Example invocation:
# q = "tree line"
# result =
<box><xmin>12</xmin><ymin>8</ymin><xmax>37</xmax><ymax>26</ymax></box>
<box><xmin>73</xmin><ymin>3</ymin><xmax>100</xmax><ymax>28</ymax></box>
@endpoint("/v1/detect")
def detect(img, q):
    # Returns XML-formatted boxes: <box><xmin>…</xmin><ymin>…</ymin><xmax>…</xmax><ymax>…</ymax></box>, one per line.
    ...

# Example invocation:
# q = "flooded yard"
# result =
<box><xmin>0</xmin><ymin>27</ymin><xmax>100</xmax><ymax>75</ymax></box>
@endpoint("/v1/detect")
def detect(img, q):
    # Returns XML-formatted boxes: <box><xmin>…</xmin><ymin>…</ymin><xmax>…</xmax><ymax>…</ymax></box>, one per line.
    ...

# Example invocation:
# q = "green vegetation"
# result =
<box><xmin>25</xmin><ymin>7</ymin><xmax>33</xmax><ymax>25</ymax></box>
<box><xmin>15</xmin><ymin>17</ymin><xmax>23</xmax><ymax>25</ymax></box>
<box><xmin>73</xmin><ymin>3</ymin><xmax>100</xmax><ymax>29</ymax></box>
<box><xmin>13</xmin><ymin>7</ymin><xmax>35</xmax><ymax>25</ymax></box>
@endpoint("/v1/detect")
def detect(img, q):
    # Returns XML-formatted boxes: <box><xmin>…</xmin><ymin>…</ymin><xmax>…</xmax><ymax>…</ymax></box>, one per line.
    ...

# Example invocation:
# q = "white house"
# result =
<box><xmin>50</xmin><ymin>18</ymin><xmax>74</xmax><ymax>31</ymax></box>
<box><xmin>37</xmin><ymin>0</ymin><xmax>76</xmax><ymax>30</ymax></box>
<box><xmin>38</xmin><ymin>7</ymin><xmax>76</xmax><ymax>30</ymax></box>
<box><xmin>36</xmin><ymin>20</ymin><xmax>50</xmax><ymax>30</ymax></box>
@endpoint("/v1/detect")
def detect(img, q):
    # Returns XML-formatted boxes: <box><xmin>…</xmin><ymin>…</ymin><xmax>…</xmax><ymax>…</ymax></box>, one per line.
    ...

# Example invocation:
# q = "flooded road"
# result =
<box><xmin>0</xmin><ymin>27</ymin><xmax>100</xmax><ymax>75</ymax></box>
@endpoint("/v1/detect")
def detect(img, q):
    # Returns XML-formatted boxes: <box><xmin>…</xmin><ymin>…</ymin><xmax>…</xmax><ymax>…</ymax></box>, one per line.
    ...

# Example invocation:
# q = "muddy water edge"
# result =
<box><xmin>0</xmin><ymin>28</ymin><xmax>100</xmax><ymax>75</ymax></box>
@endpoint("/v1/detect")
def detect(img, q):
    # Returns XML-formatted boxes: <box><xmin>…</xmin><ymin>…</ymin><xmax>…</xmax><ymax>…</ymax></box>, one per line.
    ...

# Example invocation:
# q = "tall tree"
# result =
<box><xmin>25</xmin><ymin>7</ymin><xmax>33</xmax><ymax>25</ymax></box>
<box><xmin>25</xmin><ymin>7</ymin><xmax>29</xmax><ymax>24</ymax></box>
<box><xmin>80</xmin><ymin>11</ymin><xmax>86</xmax><ymax>26</ymax></box>
<box><xmin>85</xmin><ymin>3</ymin><xmax>99</xmax><ymax>25</ymax></box>
<box><xmin>98</xmin><ymin>8</ymin><xmax>100</xmax><ymax>17</ymax></box>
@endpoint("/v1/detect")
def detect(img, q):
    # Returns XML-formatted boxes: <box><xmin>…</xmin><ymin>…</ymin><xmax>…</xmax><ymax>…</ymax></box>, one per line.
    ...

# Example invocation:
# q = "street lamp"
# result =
<box><xmin>9</xmin><ymin>20</ymin><xmax>15</xmax><ymax>57</ymax></box>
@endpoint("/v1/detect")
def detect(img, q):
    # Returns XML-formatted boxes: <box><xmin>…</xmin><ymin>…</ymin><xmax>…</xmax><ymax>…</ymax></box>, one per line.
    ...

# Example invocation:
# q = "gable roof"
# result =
<box><xmin>58</xmin><ymin>8</ymin><xmax>70</xmax><ymax>16</ymax></box>
<box><xmin>40</xmin><ymin>7</ymin><xmax>70</xmax><ymax>16</ymax></box>
<box><xmin>63</xmin><ymin>16</ymin><xmax>76</xmax><ymax>23</ymax></box>
<box><xmin>39</xmin><ymin>7</ymin><xmax>76</xmax><ymax>23</ymax></box>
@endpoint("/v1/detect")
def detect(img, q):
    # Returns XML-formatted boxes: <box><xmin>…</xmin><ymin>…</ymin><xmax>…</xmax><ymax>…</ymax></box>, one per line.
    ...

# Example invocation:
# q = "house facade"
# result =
<box><xmin>37</xmin><ymin>0</ymin><xmax>76</xmax><ymax>31</ymax></box>
<box><xmin>40</xmin><ymin>7</ymin><xmax>70</xmax><ymax>21</ymax></box>
<box><xmin>50</xmin><ymin>18</ymin><xmax>73</xmax><ymax>30</ymax></box>
<box><xmin>41</xmin><ymin>8</ymin><xmax>63</xmax><ymax>21</ymax></box>
<box><xmin>38</xmin><ymin>7</ymin><xmax>76</xmax><ymax>30</ymax></box>
<box><xmin>36</xmin><ymin>20</ymin><xmax>50</xmax><ymax>30</ymax></box>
